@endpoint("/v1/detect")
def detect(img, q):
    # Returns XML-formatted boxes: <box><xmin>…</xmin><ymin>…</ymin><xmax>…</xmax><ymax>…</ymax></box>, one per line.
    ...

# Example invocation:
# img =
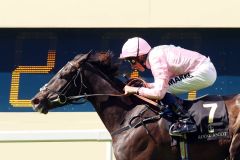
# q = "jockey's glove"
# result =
<box><xmin>124</xmin><ymin>85</ymin><xmax>140</xmax><ymax>95</ymax></box>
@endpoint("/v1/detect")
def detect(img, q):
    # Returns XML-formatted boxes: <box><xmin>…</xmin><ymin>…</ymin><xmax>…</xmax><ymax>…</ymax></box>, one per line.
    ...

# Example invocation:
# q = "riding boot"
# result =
<box><xmin>162</xmin><ymin>93</ymin><xmax>197</xmax><ymax>135</ymax></box>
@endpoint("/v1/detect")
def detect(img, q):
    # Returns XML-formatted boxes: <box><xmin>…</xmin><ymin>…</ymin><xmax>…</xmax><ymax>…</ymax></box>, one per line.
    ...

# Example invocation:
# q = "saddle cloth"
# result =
<box><xmin>186</xmin><ymin>95</ymin><xmax>229</xmax><ymax>142</ymax></box>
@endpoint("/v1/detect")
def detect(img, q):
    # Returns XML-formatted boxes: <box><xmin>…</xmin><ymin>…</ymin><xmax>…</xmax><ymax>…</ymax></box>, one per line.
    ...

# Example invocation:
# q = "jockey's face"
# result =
<box><xmin>126</xmin><ymin>55</ymin><xmax>146</xmax><ymax>72</ymax></box>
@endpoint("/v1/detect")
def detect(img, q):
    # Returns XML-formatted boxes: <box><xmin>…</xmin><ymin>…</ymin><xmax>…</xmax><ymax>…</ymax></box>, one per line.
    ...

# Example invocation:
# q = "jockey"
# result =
<box><xmin>119</xmin><ymin>37</ymin><xmax>217</xmax><ymax>135</ymax></box>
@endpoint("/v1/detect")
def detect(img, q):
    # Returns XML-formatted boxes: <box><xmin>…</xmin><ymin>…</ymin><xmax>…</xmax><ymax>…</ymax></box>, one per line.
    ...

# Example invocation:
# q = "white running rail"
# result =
<box><xmin>0</xmin><ymin>129</ymin><xmax>113</xmax><ymax>160</ymax></box>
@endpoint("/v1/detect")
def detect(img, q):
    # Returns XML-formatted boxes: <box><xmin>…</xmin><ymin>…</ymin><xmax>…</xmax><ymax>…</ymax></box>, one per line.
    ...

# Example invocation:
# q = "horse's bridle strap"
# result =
<box><xmin>50</xmin><ymin>93</ymin><xmax>126</xmax><ymax>103</ymax></box>
<box><xmin>68</xmin><ymin>93</ymin><xmax>163</xmax><ymax>110</ymax></box>
<box><xmin>68</xmin><ymin>93</ymin><xmax>126</xmax><ymax>100</ymax></box>
<box><xmin>134</xmin><ymin>94</ymin><xmax>164</xmax><ymax>110</ymax></box>
<box><xmin>67</xmin><ymin>92</ymin><xmax>163</xmax><ymax>110</ymax></box>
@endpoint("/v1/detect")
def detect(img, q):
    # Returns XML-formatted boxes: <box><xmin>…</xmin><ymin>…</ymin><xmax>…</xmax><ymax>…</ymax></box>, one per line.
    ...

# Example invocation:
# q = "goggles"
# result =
<box><xmin>125</xmin><ymin>58</ymin><xmax>137</xmax><ymax>65</ymax></box>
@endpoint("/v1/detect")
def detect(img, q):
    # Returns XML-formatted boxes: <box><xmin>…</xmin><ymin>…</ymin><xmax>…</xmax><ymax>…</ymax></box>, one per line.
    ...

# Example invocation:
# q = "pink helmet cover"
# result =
<box><xmin>119</xmin><ymin>37</ymin><xmax>151</xmax><ymax>59</ymax></box>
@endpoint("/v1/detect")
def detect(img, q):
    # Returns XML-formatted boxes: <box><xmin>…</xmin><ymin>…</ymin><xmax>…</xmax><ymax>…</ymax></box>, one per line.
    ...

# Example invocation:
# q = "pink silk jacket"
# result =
<box><xmin>138</xmin><ymin>45</ymin><xmax>207</xmax><ymax>100</ymax></box>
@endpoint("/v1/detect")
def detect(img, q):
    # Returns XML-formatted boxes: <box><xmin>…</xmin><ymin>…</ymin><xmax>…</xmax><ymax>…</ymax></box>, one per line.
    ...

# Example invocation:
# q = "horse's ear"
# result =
<box><xmin>75</xmin><ymin>50</ymin><xmax>92</xmax><ymax>64</ymax></box>
<box><xmin>81</xmin><ymin>52</ymin><xmax>91</xmax><ymax>62</ymax></box>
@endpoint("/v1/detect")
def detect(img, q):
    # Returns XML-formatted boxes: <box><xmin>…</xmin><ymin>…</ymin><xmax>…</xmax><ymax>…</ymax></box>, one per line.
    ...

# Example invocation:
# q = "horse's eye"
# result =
<box><xmin>59</xmin><ymin>73</ymin><xmax>64</xmax><ymax>79</ymax></box>
<box><xmin>59</xmin><ymin>71</ymin><xmax>69</xmax><ymax>79</ymax></box>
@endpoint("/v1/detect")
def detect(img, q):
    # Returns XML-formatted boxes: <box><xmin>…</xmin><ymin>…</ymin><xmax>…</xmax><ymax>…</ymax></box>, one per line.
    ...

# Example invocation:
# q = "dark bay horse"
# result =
<box><xmin>31</xmin><ymin>51</ymin><xmax>240</xmax><ymax>160</ymax></box>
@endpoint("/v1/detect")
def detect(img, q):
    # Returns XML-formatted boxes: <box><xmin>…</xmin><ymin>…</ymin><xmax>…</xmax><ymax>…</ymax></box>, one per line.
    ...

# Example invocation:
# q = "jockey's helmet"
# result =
<box><xmin>119</xmin><ymin>37</ymin><xmax>151</xmax><ymax>59</ymax></box>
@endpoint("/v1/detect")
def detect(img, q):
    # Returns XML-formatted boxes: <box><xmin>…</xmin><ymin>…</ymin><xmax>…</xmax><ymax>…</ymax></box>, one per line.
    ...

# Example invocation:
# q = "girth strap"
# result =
<box><xmin>111</xmin><ymin>105</ymin><xmax>162</xmax><ymax>136</ymax></box>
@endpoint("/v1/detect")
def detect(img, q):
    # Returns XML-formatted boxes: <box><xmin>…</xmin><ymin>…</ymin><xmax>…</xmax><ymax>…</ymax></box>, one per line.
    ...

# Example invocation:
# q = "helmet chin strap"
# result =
<box><xmin>136</xmin><ymin>37</ymin><xmax>139</xmax><ymax>57</ymax></box>
<box><xmin>135</xmin><ymin>37</ymin><xmax>147</xmax><ymax>70</ymax></box>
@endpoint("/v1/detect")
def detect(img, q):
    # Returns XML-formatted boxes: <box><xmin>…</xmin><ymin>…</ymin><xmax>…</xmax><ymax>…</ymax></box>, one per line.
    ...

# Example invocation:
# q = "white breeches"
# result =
<box><xmin>168</xmin><ymin>58</ymin><xmax>217</xmax><ymax>95</ymax></box>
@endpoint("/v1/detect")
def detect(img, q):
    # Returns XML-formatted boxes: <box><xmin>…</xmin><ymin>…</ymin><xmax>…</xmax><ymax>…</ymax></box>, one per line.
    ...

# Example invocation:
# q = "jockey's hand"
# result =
<box><xmin>123</xmin><ymin>85</ymin><xmax>139</xmax><ymax>95</ymax></box>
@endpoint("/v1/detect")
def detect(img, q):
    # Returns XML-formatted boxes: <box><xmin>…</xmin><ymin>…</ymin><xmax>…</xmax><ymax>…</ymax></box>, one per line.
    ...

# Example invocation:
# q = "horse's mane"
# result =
<box><xmin>77</xmin><ymin>52</ymin><xmax>145</xmax><ymax>108</ymax></box>
<box><xmin>75</xmin><ymin>51</ymin><xmax>120</xmax><ymax>77</ymax></box>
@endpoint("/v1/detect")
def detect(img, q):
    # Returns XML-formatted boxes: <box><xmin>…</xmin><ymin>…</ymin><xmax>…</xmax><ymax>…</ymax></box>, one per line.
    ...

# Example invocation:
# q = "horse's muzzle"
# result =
<box><xmin>31</xmin><ymin>98</ymin><xmax>49</xmax><ymax>114</ymax></box>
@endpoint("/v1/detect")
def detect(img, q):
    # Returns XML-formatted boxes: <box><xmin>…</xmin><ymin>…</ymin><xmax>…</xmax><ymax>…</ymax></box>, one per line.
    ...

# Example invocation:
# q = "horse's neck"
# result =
<box><xmin>86</xmin><ymin>74</ymin><xmax>129</xmax><ymax>133</ymax></box>
<box><xmin>89</xmin><ymin>94</ymin><xmax>133</xmax><ymax>133</ymax></box>
<box><xmin>91</xmin><ymin>97</ymin><xmax>130</xmax><ymax>133</ymax></box>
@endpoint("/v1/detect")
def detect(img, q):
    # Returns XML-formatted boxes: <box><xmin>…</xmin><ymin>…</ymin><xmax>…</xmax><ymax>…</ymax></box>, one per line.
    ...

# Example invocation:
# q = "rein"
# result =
<box><xmin>50</xmin><ymin>93</ymin><xmax>126</xmax><ymax>104</ymax></box>
<box><xmin>48</xmin><ymin>61</ymin><xmax>162</xmax><ymax>108</ymax></box>
<box><xmin>49</xmin><ymin>64</ymin><xmax>163</xmax><ymax>109</ymax></box>
<box><xmin>68</xmin><ymin>93</ymin><xmax>125</xmax><ymax>99</ymax></box>
<box><xmin>59</xmin><ymin>93</ymin><xmax>164</xmax><ymax>111</ymax></box>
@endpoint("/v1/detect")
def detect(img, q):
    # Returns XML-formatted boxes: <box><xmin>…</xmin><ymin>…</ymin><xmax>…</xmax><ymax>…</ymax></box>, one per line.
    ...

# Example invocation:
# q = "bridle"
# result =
<box><xmin>41</xmin><ymin>61</ymin><xmax>125</xmax><ymax>105</ymax></box>
<box><xmin>39</xmin><ymin>62</ymin><xmax>83</xmax><ymax>104</ymax></box>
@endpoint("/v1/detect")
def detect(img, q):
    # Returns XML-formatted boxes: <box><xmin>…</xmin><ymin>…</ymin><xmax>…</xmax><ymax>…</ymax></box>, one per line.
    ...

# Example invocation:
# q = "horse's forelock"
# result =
<box><xmin>89</xmin><ymin>51</ymin><xmax>112</xmax><ymax>64</ymax></box>
<box><xmin>90</xmin><ymin>51</ymin><xmax>119</xmax><ymax>76</ymax></box>
<box><xmin>73</xmin><ymin>51</ymin><xmax>111</xmax><ymax>63</ymax></box>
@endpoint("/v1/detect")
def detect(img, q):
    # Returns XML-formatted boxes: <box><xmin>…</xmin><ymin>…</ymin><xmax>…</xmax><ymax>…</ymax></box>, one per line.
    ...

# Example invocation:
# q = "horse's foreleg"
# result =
<box><xmin>229</xmin><ymin>133</ymin><xmax>240</xmax><ymax>160</ymax></box>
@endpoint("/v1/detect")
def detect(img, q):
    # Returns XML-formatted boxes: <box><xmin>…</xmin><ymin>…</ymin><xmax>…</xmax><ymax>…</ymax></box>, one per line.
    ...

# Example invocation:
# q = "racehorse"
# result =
<box><xmin>31</xmin><ymin>51</ymin><xmax>240</xmax><ymax>160</ymax></box>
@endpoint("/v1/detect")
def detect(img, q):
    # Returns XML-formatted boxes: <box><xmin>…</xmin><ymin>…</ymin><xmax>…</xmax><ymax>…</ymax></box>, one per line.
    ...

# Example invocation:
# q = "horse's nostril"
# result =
<box><xmin>31</xmin><ymin>98</ymin><xmax>40</xmax><ymax>105</ymax></box>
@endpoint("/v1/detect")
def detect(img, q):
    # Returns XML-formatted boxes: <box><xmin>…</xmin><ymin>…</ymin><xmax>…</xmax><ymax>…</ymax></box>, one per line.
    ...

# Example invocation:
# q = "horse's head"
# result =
<box><xmin>31</xmin><ymin>51</ymin><xmax>120</xmax><ymax>114</ymax></box>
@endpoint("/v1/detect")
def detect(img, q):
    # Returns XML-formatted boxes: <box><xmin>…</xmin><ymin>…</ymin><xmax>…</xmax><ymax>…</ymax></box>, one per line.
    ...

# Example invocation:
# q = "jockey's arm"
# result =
<box><xmin>145</xmin><ymin>82</ymin><xmax>154</xmax><ymax>88</ymax></box>
<box><xmin>138</xmin><ymin>80</ymin><xmax>168</xmax><ymax>100</ymax></box>
<box><xmin>137</xmin><ymin>52</ymin><xmax>169</xmax><ymax>100</ymax></box>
